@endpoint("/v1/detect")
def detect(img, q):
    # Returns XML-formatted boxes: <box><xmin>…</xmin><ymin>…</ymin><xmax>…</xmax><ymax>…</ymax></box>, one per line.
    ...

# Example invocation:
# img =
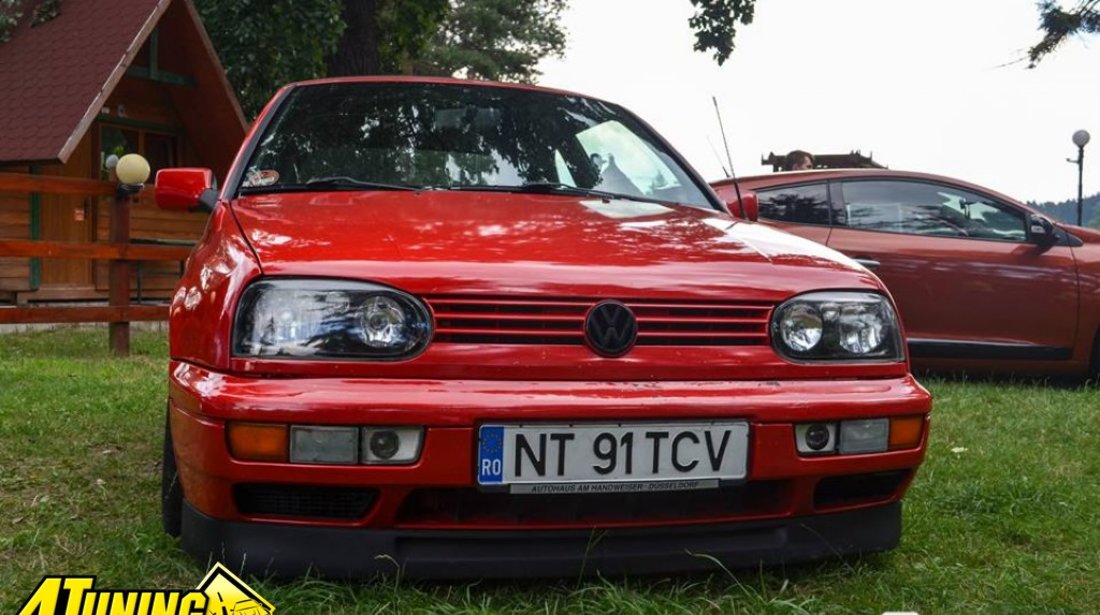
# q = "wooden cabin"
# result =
<box><xmin>0</xmin><ymin>0</ymin><xmax>245</xmax><ymax>304</ymax></box>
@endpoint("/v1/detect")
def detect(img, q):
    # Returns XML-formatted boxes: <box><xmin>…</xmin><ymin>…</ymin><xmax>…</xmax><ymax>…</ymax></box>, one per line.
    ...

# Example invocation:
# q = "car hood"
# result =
<box><xmin>231</xmin><ymin>190</ymin><xmax>880</xmax><ymax>299</ymax></box>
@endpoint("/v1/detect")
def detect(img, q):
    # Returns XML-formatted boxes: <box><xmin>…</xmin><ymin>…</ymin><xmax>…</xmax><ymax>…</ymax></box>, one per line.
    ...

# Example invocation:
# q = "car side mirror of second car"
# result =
<box><xmin>1028</xmin><ymin>215</ymin><xmax>1057</xmax><ymax>247</ymax></box>
<box><xmin>729</xmin><ymin>191</ymin><xmax>759</xmax><ymax>221</ymax></box>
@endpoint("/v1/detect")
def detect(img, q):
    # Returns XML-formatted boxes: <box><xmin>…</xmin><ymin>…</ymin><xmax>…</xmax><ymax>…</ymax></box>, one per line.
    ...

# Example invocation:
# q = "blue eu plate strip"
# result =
<box><xmin>478</xmin><ymin>425</ymin><xmax>504</xmax><ymax>484</ymax></box>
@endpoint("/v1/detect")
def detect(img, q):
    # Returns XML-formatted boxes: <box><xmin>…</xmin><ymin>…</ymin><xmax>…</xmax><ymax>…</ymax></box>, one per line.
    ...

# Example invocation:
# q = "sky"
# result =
<box><xmin>536</xmin><ymin>0</ymin><xmax>1100</xmax><ymax>204</ymax></box>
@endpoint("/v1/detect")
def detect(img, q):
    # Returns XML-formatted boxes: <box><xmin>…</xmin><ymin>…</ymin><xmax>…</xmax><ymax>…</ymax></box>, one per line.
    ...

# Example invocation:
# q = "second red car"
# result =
<box><xmin>715</xmin><ymin>169</ymin><xmax>1100</xmax><ymax>377</ymax></box>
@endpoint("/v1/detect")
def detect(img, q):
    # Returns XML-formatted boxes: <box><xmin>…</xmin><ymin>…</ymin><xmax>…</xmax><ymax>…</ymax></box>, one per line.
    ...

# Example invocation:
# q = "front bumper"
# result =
<box><xmin>168</xmin><ymin>361</ymin><xmax>930</xmax><ymax>577</ymax></box>
<box><xmin>182</xmin><ymin>499</ymin><xmax>902</xmax><ymax>579</ymax></box>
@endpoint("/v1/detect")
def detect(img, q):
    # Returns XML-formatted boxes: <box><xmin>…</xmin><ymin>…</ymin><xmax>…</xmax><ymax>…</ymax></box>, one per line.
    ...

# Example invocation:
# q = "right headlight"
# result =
<box><xmin>771</xmin><ymin>291</ymin><xmax>903</xmax><ymax>362</ymax></box>
<box><xmin>233</xmin><ymin>279</ymin><xmax>432</xmax><ymax>360</ymax></box>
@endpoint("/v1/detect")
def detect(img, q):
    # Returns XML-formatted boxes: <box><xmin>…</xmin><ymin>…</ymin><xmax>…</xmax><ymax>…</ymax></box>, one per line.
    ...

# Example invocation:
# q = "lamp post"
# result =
<box><xmin>110</xmin><ymin>153</ymin><xmax>150</xmax><ymax>356</ymax></box>
<box><xmin>1070</xmin><ymin>130</ymin><xmax>1090</xmax><ymax>226</ymax></box>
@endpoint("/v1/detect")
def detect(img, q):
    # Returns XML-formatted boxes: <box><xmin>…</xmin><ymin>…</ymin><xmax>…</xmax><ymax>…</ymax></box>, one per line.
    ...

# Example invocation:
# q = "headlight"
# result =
<box><xmin>771</xmin><ymin>291</ymin><xmax>902</xmax><ymax>361</ymax></box>
<box><xmin>233</xmin><ymin>279</ymin><xmax>432</xmax><ymax>359</ymax></box>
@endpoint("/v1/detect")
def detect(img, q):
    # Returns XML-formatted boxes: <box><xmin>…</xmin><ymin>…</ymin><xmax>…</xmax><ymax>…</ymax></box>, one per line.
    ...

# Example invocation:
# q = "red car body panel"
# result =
<box><xmin>715</xmin><ymin>169</ymin><xmax>1098</xmax><ymax>376</ymax></box>
<box><xmin>162</xmin><ymin>78</ymin><xmax>932</xmax><ymax>578</ymax></box>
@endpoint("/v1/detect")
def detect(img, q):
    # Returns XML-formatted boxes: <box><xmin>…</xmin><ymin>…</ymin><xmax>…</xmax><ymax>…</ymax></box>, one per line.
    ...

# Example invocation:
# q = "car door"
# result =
<box><xmin>753</xmin><ymin>182</ymin><xmax>832</xmax><ymax>244</ymax></box>
<box><xmin>825</xmin><ymin>178</ymin><xmax>1078</xmax><ymax>359</ymax></box>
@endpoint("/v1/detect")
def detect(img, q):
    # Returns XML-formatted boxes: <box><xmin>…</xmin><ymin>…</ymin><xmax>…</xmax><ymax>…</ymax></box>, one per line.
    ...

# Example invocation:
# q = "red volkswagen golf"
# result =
<box><xmin>156</xmin><ymin>77</ymin><xmax>931</xmax><ymax>578</ymax></box>
<box><xmin>713</xmin><ymin>169</ymin><xmax>1100</xmax><ymax>377</ymax></box>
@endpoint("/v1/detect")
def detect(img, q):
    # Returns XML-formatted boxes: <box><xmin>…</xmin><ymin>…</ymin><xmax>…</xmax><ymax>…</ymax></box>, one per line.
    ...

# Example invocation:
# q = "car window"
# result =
<box><xmin>756</xmin><ymin>184</ymin><xmax>830</xmax><ymax>225</ymax></box>
<box><xmin>241</xmin><ymin>82</ymin><xmax>715</xmax><ymax>209</ymax></box>
<box><xmin>837</xmin><ymin>180</ymin><xmax>1026</xmax><ymax>242</ymax></box>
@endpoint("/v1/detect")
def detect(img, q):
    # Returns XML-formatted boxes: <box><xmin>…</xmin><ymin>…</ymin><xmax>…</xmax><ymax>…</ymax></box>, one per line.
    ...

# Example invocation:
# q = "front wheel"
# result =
<box><xmin>161</xmin><ymin>406</ymin><xmax>183</xmax><ymax>537</ymax></box>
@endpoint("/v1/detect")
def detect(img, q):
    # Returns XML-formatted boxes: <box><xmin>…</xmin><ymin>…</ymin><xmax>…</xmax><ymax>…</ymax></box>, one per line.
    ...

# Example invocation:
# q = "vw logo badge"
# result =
<box><xmin>584</xmin><ymin>300</ymin><xmax>638</xmax><ymax>357</ymax></box>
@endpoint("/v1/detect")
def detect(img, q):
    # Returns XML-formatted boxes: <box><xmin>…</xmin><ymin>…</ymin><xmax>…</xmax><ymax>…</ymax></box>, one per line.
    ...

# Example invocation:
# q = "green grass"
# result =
<box><xmin>2</xmin><ymin>328</ymin><xmax>1099</xmax><ymax>613</ymax></box>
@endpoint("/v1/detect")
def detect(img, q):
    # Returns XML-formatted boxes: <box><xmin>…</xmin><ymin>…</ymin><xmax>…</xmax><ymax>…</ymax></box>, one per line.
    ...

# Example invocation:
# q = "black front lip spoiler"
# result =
<box><xmin>180</xmin><ymin>501</ymin><xmax>902</xmax><ymax>579</ymax></box>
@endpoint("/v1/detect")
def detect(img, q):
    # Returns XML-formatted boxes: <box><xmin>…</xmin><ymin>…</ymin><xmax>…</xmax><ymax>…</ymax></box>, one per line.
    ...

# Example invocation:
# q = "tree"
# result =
<box><xmin>1029</xmin><ymin>1</ymin><xmax>1100</xmax><ymax>66</ymax></box>
<box><xmin>326</xmin><ymin>0</ymin><xmax>449</xmax><ymax>77</ymax></box>
<box><xmin>194</xmin><ymin>0</ymin><xmax>346</xmax><ymax>117</ymax></box>
<box><xmin>197</xmin><ymin>0</ymin><xmax>564</xmax><ymax>118</ymax></box>
<box><xmin>196</xmin><ymin>0</ymin><xmax>449</xmax><ymax>117</ymax></box>
<box><xmin>688</xmin><ymin>0</ymin><xmax>756</xmax><ymax>65</ymax></box>
<box><xmin>413</xmin><ymin>0</ymin><xmax>568</xmax><ymax>83</ymax></box>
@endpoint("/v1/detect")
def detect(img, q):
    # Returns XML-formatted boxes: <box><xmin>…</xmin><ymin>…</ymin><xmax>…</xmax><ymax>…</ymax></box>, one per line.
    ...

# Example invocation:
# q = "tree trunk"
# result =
<box><xmin>327</xmin><ymin>0</ymin><xmax>382</xmax><ymax>76</ymax></box>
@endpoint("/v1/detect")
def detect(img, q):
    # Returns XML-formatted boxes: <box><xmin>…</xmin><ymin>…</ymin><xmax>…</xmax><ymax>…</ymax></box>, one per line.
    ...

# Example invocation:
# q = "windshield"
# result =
<box><xmin>238</xmin><ymin>82</ymin><xmax>716</xmax><ymax>210</ymax></box>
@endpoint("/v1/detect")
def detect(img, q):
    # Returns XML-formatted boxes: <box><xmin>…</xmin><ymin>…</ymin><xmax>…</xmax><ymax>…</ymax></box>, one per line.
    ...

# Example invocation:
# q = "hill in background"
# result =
<box><xmin>1029</xmin><ymin>193</ymin><xmax>1100</xmax><ymax>228</ymax></box>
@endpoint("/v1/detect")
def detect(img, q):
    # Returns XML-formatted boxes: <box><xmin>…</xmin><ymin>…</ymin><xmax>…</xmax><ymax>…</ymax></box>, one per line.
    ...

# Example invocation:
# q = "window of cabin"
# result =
<box><xmin>97</xmin><ymin>124</ymin><xmax>178</xmax><ymax>179</ymax></box>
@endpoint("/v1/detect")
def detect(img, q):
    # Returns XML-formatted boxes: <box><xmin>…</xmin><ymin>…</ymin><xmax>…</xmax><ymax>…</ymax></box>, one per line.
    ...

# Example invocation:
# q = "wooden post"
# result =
<box><xmin>109</xmin><ymin>188</ymin><xmax>132</xmax><ymax>356</ymax></box>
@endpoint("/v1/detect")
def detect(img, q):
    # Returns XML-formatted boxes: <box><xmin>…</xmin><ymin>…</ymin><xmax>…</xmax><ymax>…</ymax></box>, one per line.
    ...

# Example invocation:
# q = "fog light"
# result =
<box><xmin>361</xmin><ymin>427</ymin><xmax>423</xmax><ymax>464</ymax></box>
<box><xmin>369</xmin><ymin>430</ymin><xmax>399</xmax><ymax>459</ymax></box>
<box><xmin>290</xmin><ymin>426</ymin><xmax>359</xmax><ymax>464</ymax></box>
<box><xmin>795</xmin><ymin>423</ymin><xmax>837</xmax><ymax>455</ymax></box>
<box><xmin>839</xmin><ymin>419</ymin><xmax>890</xmax><ymax>454</ymax></box>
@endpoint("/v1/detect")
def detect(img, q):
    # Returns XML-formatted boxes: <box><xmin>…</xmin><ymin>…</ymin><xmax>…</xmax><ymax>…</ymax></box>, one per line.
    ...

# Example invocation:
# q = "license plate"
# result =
<box><xmin>476</xmin><ymin>422</ymin><xmax>749</xmax><ymax>493</ymax></box>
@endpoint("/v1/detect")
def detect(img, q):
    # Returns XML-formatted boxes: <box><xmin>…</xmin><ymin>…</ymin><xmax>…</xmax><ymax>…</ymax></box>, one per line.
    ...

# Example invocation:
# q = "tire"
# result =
<box><xmin>161</xmin><ymin>406</ymin><xmax>183</xmax><ymax>537</ymax></box>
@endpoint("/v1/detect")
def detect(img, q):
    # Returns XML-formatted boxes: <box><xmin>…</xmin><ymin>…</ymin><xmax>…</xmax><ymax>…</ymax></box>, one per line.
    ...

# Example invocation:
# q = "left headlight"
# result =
<box><xmin>771</xmin><ymin>291</ymin><xmax>903</xmax><ymax>362</ymax></box>
<box><xmin>233</xmin><ymin>279</ymin><xmax>432</xmax><ymax>359</ymax></box>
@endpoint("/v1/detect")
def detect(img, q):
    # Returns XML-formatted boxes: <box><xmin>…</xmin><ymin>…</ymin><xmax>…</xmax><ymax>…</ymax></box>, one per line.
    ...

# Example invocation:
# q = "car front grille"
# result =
<box><xmin>426</xmin><ymin>295</ymin><xmax>773</xmax><ymax>346</ymax></box>
<box><xmin>395</xmin><ymin>482</ymin><xmax>789</xmax><ymax>528</ymax></box>
<box><xmin>814</xmin><ymin>471</ymin><xmax>909</xmax><ymax>510</ymax></box>
<box><xmin>234</xmin><ymin>484</ymin><xmax>377</xmax><ymax>520</ymax></box>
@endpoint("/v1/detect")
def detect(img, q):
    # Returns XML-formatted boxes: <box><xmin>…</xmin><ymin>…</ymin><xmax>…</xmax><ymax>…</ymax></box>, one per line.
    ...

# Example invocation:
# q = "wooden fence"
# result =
<box><xmin>0</xmin><ymin>172</ymin><xmax>193</xmax><ymax>355</ymax></box>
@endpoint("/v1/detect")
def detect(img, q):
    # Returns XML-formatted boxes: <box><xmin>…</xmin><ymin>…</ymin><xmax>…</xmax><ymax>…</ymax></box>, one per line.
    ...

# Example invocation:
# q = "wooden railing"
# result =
<box><xmin>0</xmin><ymin>172</ymin><xmax>193</xmax><ymax>355</ymax></box>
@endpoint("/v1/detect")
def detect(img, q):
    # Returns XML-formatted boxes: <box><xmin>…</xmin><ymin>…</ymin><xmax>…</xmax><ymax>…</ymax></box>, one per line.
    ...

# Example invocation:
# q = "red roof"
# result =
<box><xmin>0</xmin><ymin>0</ymin><xmax>240</xmax><ymax>165</ymax></box>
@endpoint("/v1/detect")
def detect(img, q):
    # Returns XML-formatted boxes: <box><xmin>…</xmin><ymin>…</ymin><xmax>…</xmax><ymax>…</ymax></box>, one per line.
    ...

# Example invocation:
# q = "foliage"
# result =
<box><xmin>413</xmin><ymin>0</ymin><xmax>567</xmax><ymax>83</ymax></box>
<box><xmin>194</xmin><ymin>0</ymin><xmax>345</xmax><ymax>118</ymax></box>
<box><xmin>30</xmin><ymin>0</ymin><xmax>59</xmax><ymax>25</ymax></box>
<box><xmin>688</xmin><ymin>0</ymin><xmax>756</xmax><ymax>65</ymax></box>
<box><xmin>197</xmin><ymin>0</ymin><xmax>563</xmax><ymax>118</ymax></box>
<box><xmin>1029</xmin><ymin>0</ymin><xmax>1100</xmax><ymax>66</ymax></box>
<box><xmin>0</xmin><ymin>0</ymin><xmax>62</xmax><ymax>43</ymax></box>
<box><xmin>0</xmin><ymin>0</ymin><xmax>23</xmax><ymax>43</ymax></box>
<box><xmin>324</xmin><ymin>0</ymin><xmax>449</xmax><ymax>77</ymax></box>
<box><xmin>377</xmin><ymin>0</ymin><xmax>450</xmax><ymax>74</ymax></box>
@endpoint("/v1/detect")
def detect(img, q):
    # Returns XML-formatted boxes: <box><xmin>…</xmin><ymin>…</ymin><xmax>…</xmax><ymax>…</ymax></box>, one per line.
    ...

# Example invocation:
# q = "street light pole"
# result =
<box><xmin>1071</xmin><ymin>129</ymin><xmax>1090</xmax><ymax>226</ymax></box>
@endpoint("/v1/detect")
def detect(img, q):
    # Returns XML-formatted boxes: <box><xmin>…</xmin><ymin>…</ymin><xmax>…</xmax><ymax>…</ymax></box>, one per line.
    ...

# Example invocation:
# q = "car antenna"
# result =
<box><xmin>712</xmin><ymin>96</ymin><xmax>747</xmax><ymax>219</ymax></box>
<box><xmin>706</xmin><ymin>136</ymin><xmax>731</xmax><ymax>178</ymax></box>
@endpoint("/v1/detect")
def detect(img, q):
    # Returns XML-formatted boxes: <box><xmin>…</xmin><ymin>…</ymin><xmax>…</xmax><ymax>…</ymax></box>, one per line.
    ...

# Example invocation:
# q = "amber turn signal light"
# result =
<box><xmin>888</xmin><ymin>416</ymin><xmax>924</xmax><ymax>450</ymax></box>
<box><xmin>227</xmin><ymin>422</ymin><xmax>288</xmax><ymax>462</ymax></box>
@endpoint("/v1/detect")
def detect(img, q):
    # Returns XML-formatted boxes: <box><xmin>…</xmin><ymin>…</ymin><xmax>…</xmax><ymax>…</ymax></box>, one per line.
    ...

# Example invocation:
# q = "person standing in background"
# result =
<box><xmin>783</xmin><ymin>150</ymin><xmax>814</xmax><ymax>171</ymax></box>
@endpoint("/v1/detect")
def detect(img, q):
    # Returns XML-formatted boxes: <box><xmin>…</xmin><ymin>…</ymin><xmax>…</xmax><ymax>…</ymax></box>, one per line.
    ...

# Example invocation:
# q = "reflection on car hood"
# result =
<box><xmin>231</xmin><ymin>190</ymin><xmax>881</xmax><ymax>299</ymax></box>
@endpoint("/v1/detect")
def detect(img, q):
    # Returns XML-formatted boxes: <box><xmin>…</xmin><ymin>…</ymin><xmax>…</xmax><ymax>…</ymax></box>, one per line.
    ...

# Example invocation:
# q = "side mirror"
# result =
<box><xmin>155</xmin><ymin>168</ymin><xmax>217</xmax><ymax>213</ymax></box>
<box><xmin>1028</xmin><ymin>214</ymin><xmax>1057</xmax><ymax>247</ymax></box>
<box><xmin>729</xmin><ymin>191</ymin><xmax>758</xmax><ymax>221</ymax></box>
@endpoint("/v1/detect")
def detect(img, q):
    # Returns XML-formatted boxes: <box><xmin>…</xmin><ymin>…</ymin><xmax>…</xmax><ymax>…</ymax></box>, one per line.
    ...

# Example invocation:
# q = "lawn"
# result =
<box><xmin>1</xmin><ymin>329</ymin><xmax>1098</xmax><ymax>614</ymax></box>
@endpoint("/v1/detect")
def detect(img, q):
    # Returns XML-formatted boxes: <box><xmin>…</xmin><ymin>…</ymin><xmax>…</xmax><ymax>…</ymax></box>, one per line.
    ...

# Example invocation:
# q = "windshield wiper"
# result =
<box><xmin>239</xmin><ymin>176</ymin><xmax>422</xmax><ymax>195</ymax></box>
<box><xmin>304</xmin><ymin>176</ymin><xmax>422</xmax><ymax>191</ymax></box>
<box><xmin>442</xmin><ymin>182</ymin><xmax>672</xmax><ymax>206</ymax></box>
